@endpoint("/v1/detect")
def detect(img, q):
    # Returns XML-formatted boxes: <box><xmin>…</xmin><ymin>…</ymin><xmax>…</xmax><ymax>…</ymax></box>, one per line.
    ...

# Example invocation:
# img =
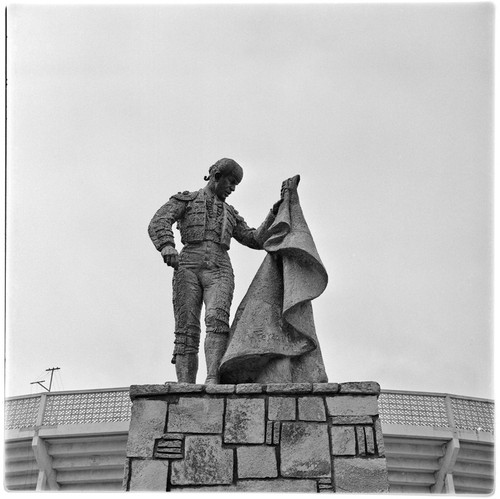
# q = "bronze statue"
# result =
<box><xmin>148</xmin><ymin>158</ymin><xmax>281</xmax><ymax>384</ymax></box>
<box><xmin>219</xmin><ymin>175</ymin><xmax>329</xmax><ymax>384</ymax></box>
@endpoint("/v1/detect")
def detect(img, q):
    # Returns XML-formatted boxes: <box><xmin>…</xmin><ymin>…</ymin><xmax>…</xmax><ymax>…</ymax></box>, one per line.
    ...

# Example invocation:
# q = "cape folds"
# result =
<box><xmin>219</xmin><ymin>175</ymin><xmax>329</xmax><ymax>383</ymax></box>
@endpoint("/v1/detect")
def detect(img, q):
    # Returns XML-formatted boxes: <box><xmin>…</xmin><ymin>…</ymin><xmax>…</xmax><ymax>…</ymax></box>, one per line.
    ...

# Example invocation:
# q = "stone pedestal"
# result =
<box><xmin>123</xmin><ymin>382</ymin><xmax>389</xmax><ymax>493</ymax></box>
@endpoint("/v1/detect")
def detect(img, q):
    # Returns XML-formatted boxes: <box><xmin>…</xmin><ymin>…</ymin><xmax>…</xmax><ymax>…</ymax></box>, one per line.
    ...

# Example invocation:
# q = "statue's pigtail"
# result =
<box><xmin>205</xmin><ymin>164</ymin><xmax>219</xmax><ymax>182</ymax></box>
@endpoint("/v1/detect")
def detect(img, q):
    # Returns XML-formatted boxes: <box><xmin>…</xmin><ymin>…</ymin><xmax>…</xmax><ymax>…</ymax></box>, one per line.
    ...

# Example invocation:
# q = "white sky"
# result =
<box><xmin>5</xmin><ymin>3</ymin><xmax>493</xmax><ymax>399</ymax></box>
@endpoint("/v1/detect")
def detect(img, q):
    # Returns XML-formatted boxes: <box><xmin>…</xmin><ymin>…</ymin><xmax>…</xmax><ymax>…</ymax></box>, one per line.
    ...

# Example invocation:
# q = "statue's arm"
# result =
<box><xmin>232</xmin><ymin>209</ymin><xmax>276</xmax><ymax>249</ymax></box>
<box><xmin>148</xmin><ymin>197</ymin><xmax>186</xmax><ymax>252</ymax></box>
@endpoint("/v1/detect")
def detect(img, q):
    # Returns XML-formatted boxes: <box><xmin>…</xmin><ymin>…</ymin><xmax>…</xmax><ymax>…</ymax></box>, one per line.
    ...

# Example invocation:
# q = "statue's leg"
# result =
<box><xmin>201</xmin><ymin>260</ymin><xmax>234</xmax><ymax>384</ymax></box>
<box><xmin>172</xmin><ymin>266</ymin><xmax>202</xmax><ymax>383</ymax></box>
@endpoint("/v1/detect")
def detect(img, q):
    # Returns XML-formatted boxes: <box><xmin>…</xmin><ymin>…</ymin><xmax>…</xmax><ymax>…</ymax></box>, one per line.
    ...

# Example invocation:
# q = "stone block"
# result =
<box><xmin>122</xmin><ymin>458</ymin><xmax>130</xmax><ymax>491</ymax></box>
<box><xmin>374</xmin><ymin>418</ymin><xmax>385</xmax><ymax>456</ymax></box>
<box><xmin>365</xmin><ymin>426</ymin><xmax>375</xmax><ymax>454</ymax></box>
<box><xmin>339</xmin><ymin>381</ymin><xmax>380</xmax><ymax>395</ymax></box>
<box><xmin>237</xmin><ymin>446</ymin><xmax>277</xmax><ymax>478</ymax></box>
<box><xmin>266</xmin><ymin>421</ymin><xmax>273</xmax><ymax>444</ymax></box>
<box><xmin>130</xmin><ymin>384</ymin><xmax>170</xmax><ymax>400</ymax></box>
<box><xmin>330</xmin><ymin>426</ymin><xmax>356</xmax><ymax>455</ymax></box>
<box><xmin>318</xmin><ymin>486</ymin><xmax>334</xmax><ymax>493</ymax></box>
<box><xmin>280</xmin><ymin>422</ymin><xmax>331</xmax><ymax>478</ymax></box>
<box><xmin>273</xmin><ymin>422</ymin><xmax>281</xmax><ymax>445</ymax></box>
<box><xmin>318</xmin><ymin>477</ymin><xmax>334</xmax><ymax>493</ymax></box>
<box><xmin>205</xmin><ymin>384</ymin><xmax>235</xmax><ymax>394</ymax></box>
<box><xmin>170</xmin><ymin>435</ymin><xmax>233</xmax><ymax>485</ymax></box>
<box><xmin>224</xmin><ymin>398</ymin><xmax>265</xmax><ymax>444</ymax></box>
<box><xmin>172</xmin><ymin>479</ymin><xmax>317</xmax><ymax>492</ymax></box>
<box><xmin>330</xmin><ymin>415</ymin><xmax>373</xmax><ymax>425</ymax></box>
<box><xmin>312</xmin><ymin>382</ymin><xmax>340</xmax><ymax>394</ymax></box>
<box><xmin>236</xmin><ymin>479</ymin><xmax>318</xmax><ymax>492</ymax></box>
<box><xmin>325</xmin><ymin>395</ymin><xmax>378</xmax><ymax>416</ymax></box>
<box><xmin>167</xmin><ymin>397</ymin><xmax>223</xmax><ymax>433</ymax></box>
<box><xmin>268</xmin><ymin>396</ymin><xmax>296</xmax><ymax>420</ymax></box>
<box><xmin>265</xmin><ymin>383</ymin><xmax>312</xmax><ymax>393</ymax></box>
<box><xmin>356</xmin><ymin>426</ymin><xmax>366</xmax><ymax>455</ymax></box>
<box><xmin>173</xmin><ymin>485</ymin><xmax>237</xmax><ymax>492</ymax></box>
<box><xmin>154</xmin><ymin>434</ymin><xmax>184</xmax><ymax>459</ymax></box>
<box><xmin>167</xmin><ymin>383</ymin><xmax>205</xmax><ymax>393</ymax></box>
<box><xmin>235</xmin><ymin>383</ymin><xmax>263</xmax><ymax>394</ymax></box>
<box><xmin>126</xmin><ymin>399</ymin><xmax>168</xmax><ymax>457</ymax></box>
<box><xmin>129</xmin><ymin>459</ymin><xmax>169</xmax><ymax>491</ymax></box>
<box><xmin>298</xmin><ymin>396</ymin><xmax>326</xmax><ymax>421</ymax></box>
<box><xmin>332</xmin><ymin>457</ymin><xmax>389</xmax><ymax>493</ymax></box>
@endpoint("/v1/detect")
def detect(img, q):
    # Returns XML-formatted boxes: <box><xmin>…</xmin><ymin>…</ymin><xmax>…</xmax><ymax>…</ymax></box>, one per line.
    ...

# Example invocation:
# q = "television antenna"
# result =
<box><xmin>30</xmin><ymin>367</ymin><xmax>60</xmax><ymax>392</ymax></box>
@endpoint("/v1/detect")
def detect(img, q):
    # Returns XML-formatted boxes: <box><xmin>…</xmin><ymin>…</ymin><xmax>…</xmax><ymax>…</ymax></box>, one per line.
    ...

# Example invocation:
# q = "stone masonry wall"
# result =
<box><xmin>123</xmin><ymin>382</ymin><xmax>389</xmax><ymax>493</ymax></box>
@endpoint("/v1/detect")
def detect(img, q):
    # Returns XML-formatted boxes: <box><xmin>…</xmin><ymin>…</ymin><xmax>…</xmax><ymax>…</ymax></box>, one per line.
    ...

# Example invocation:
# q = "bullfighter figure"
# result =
<box><xmin>148</xmin><ymin>158</ymin><xmax>281</xmax><ymax>384</ymax></box>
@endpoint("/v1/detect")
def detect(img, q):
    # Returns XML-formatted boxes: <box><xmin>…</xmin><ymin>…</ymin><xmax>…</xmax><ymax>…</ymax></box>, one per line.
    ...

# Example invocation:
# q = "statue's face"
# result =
<box><xmin>214</xmin><ymin>174</ymin><xmax>239</xmax><ymax>201</ymax></box>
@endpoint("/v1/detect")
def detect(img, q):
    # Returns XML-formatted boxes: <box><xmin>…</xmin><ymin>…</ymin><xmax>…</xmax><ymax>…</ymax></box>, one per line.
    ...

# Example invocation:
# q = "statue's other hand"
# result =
<box><xmin>161</xmin><ymin>246</ymin><xmax>179</xmax><ymax>270</ymax></box>
<box><xmin>280</xmin><ymin>175</ymin><xmax>300</xmax><ymax>198</ymax></box>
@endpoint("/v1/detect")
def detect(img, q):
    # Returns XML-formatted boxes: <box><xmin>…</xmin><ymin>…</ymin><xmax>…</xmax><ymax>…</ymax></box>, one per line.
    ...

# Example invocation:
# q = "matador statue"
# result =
<box><xmin>148</xmin><ymin>158</ymin><xmax>282</xmax><ymax>384</ymax></box>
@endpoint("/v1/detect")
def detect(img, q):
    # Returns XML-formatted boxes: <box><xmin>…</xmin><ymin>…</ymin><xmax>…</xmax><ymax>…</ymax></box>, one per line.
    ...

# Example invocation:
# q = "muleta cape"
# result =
<box><xmin>219</xmin><ymin>175</ymin><xmax>329</xmax><ymax>384</ymax></box>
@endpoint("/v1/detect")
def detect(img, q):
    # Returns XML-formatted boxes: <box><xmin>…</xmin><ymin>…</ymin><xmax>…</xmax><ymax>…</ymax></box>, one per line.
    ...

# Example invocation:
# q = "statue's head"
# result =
<box><xmin>205</xmin><ymin>158</ymin><xmax>243</xmax><ymax>201</ymax></box>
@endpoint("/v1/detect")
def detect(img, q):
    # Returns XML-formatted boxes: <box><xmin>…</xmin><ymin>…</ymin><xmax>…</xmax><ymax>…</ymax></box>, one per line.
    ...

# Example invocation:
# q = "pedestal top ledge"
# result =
<box><xmin>129</xmin><ymin>381</ymin><xmax>381</xmax><ymax>400</ymax></box>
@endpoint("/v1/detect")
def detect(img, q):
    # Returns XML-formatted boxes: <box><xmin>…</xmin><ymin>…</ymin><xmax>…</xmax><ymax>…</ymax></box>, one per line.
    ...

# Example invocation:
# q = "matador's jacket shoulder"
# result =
<box><xmin>170</xmin><ymin>190</ymin><xmax>199</xmax><ymax>202</ymax></box>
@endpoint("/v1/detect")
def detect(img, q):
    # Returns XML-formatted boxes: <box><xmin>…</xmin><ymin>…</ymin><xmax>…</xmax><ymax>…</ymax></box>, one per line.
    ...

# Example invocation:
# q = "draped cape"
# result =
<box><xmin>219</xmin><ymin>175</ymin><xmax>329</xmax><ymax>384</ymax></box>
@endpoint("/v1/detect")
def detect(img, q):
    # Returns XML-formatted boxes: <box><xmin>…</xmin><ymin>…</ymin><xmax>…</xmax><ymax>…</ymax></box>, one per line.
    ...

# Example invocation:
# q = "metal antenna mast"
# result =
<box><xmin>30</xmin><ymin>367</ymin><xmax>60</xmax><ymax>392</ymax></box>
<box><xmin>30</xmin><ymin>380</ymin><xmax>48</xmax><ymax>391</ymax></box>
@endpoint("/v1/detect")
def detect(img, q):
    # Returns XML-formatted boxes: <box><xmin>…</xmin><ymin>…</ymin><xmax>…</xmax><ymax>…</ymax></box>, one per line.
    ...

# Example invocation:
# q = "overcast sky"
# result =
<box><xmin>6</xmin><ymin>3</ymin><xmax>493</xmax><ymax>399</ymax></box>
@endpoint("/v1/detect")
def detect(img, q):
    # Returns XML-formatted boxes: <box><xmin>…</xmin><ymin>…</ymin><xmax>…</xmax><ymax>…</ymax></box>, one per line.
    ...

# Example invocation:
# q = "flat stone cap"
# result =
<box><xmin>339</xmin><ymin>382</ymin><xmax>380</xmax><ymax>395</ymax></box>
<box><xmin>130</xmin><ymin>384</ymin><xmax>173</xmax><ymax>400</ymax></box>
<box><xmin>129</xmin><ymin>383</ymin><xmax>205</xmax><ymax>400</ymax></box>
<box><xmin>129</xmin><ymin>381</ymin><xmax>380</xmax><ymax>400</ymax></box>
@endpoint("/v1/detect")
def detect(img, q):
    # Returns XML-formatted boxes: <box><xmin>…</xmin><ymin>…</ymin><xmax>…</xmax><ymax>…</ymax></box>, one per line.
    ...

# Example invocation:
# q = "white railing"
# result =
<box><xmin>5</xmin><ymin>387</ymin><xmax>132</xmax><ymax>430</ymax></box>
<box><xmin>5</xmin><ymin>387</ymin><xmax>494</xmax><ymax>433</ymax></box>
<box><xmin>378</xmin><ymin>390</ymin><xmax>494</xmax><ymax>433</ymax></box>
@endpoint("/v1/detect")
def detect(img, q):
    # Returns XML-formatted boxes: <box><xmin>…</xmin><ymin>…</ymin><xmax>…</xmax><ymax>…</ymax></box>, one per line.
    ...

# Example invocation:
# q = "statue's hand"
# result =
<box><xmin>273</xmin><ymin>176</ymin><xmax>300</xmax><ymax>215</ymax></box>
<box><xmin>161</xmin><ymin>246</ymin><xmax>179</xmax><ymax>270</ymax></box>
<box><xmin>280</xmin><ymin>175</ymin><xmax>300</xmax><ymax>198</ymax></box>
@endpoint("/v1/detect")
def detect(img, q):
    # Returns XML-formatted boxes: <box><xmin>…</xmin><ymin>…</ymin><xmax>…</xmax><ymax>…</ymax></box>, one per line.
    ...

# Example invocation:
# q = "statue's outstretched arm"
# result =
<box><xmin>232</xmin><ymin>209</ymin><xmax>276</xmax><ymax>250</ymax></box>
<box><xmin>232</xmin><ymin>179</ymin><xmax>292</xmax><ymax>249</ymax></box>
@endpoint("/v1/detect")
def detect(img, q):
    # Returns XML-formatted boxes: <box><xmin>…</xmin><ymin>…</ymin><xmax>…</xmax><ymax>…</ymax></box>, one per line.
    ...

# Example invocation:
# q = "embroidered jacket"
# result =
<box><xmin>148</xmin><ymin>189</ymin><xmax>275</xmax><ymax>252</ymax></box>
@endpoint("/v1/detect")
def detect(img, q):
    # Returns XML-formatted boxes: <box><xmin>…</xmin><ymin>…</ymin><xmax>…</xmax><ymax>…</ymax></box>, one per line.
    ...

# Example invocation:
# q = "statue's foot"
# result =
<box><xmin>205</xmin><ymin>376</ymin><xmax>218</xmax><ymax>385</ymax></box>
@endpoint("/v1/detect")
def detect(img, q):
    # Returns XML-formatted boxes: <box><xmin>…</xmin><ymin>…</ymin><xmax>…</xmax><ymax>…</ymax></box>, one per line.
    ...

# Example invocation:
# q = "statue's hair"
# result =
<box><xmin>204</xmin><ymin>158</ymin><xmax>243</xmax><ymax>183</ymax></box>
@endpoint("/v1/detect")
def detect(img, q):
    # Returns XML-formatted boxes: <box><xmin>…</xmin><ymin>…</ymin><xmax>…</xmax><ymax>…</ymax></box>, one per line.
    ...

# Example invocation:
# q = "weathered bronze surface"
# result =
<box><xmin>149</xmin><ymin>161</ymin><xmax>328</xmax><ymax>384</ymax></box>
<box><xmin>219</xmin><ymin>175</ymin><xmax>329</xmax><ymax>383</ymax></box>
<box><xmin>148</xmin><ymin>159</ymin><xmax>278</xmax><ymax>384</ymax></box>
